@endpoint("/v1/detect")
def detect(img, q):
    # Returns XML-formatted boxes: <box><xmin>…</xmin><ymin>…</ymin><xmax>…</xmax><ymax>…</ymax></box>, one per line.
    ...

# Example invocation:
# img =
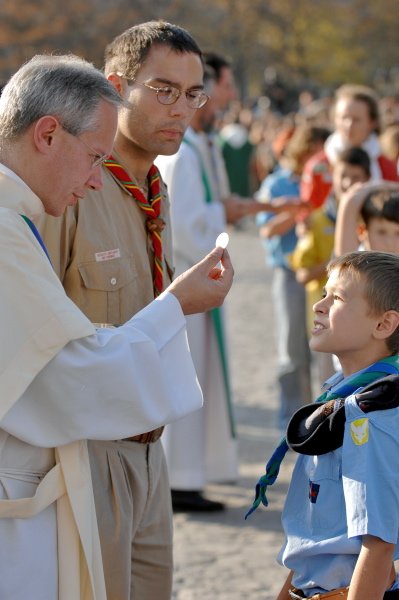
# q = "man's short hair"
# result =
<box><xmin>104</xmin><ymin>20</ymin><xmax>202</xmax><ymax>80</ymax></box>
<box><xmin>0</xmin><ymin>54</ymin><xmax>122</xmax><ymax>140</ymax></box>
<box><xmin>336</xmin><ymin>146</ymin><xmax>371</xmax><ymax>178</ymax></box>
<box><xmin>328</xmin><ymin>251</ymin><xmax>399</xmax><ymax>354</ymax></box>
<box><xmin>203</xmin><ymin>52</ymin><xmax>231</xmax><ymax>82</ymax></box>
<box><xmin>360</xmin><ymin>187</ymin><xmax>399</xmax><ymax>226</ymax></box>
<box><xmin>202</xmin><ymin>64</ymin><xmax>217</xmax><ymax>94</ymax></box>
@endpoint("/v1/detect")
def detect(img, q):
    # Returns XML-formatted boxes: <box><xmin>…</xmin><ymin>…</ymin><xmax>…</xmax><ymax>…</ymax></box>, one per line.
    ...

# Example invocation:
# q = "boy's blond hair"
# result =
<box><xmin>328</xmin><ymin>251</ymin><xmax>399</xmax><ymax>354</ymax></box>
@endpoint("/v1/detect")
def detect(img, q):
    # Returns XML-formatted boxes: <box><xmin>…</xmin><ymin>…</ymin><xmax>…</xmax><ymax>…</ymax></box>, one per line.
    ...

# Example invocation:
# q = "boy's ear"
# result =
<box><xmin>374</xmin><ymin>310</ymin><xmax>399</xmax><ymax>341</ymax></box>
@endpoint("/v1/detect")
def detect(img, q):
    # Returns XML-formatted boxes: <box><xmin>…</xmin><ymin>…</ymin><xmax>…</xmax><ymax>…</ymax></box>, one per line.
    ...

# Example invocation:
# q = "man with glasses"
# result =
<box><xmin>40</xmin><ymin>21</ymin><xmax>209</xmax><ymax>600</ymax></box>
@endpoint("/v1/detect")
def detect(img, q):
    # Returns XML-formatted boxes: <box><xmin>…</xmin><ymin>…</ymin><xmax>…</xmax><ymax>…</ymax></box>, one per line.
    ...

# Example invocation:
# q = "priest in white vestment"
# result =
<box><xmin>0</xmin><ymin>54</ymin><xmax>233</xmax><ymax>600</ymax></box>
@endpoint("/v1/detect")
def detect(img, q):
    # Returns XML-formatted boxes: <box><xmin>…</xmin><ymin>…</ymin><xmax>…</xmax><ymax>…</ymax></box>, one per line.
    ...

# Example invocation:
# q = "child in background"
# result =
<box><xmin>256</xmin><ymin>124</ymin><xmax>330</xmax><ymax>432</ymax></box>
<box><xmin>291</xmin><ymin>147</ymin><xmax>371</xmax><ymax>385</ymax></box>
<box><xmin>276</xmin><ymin>251</ymin><xmax>399</xmax><ymax>600</ymax></box>
<box><xmin>335</xmin><ymin>182</ymin><xmax>399</xmax><ymax>256</ymax></box>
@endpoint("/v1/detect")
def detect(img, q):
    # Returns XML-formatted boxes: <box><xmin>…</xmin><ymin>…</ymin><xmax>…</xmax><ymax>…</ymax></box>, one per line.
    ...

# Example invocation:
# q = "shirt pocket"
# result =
<box><xmin>306</xmin><ymin>451</ymin><xmax>345</xmax><ymax>534</ymax></box>
<box><xmin>77</xmin><ymin>257</ymin><xmax>138</xmax><ymax>324</ymax></box>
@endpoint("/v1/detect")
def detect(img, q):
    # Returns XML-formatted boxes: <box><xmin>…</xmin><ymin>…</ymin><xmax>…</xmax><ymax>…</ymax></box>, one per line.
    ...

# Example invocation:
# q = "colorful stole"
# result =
<box><xmin>245</xmin><ymin>356</ymin><xmax>399</xmax><ymax>519</ymax></box>
<box><xmin>182</xmin><ymin>136</ymin><xmax>236</xmax><ymax>438</ymax></box>
<box><xmin>21</xmin><ymin>214</ymin><xmax>51</xmax><ymax>263</ymax></box>
<box><xmin>104</xmin><ymin>157</ymin><xmax>164</xmax><ymax>296</ymax></box>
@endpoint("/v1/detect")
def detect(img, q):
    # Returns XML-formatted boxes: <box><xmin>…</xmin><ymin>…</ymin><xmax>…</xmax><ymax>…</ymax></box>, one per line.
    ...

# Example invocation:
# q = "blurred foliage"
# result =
<box><xmin>1</xmin><ymin>0</ymin><xmax>398</xmax><ymax>100</ymax></box>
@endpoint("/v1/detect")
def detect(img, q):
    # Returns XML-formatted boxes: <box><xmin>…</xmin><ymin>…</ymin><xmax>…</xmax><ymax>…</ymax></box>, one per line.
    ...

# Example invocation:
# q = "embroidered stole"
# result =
<box><xmin>21</xmin><ymin>215</ymin><xmax>51</xmax><ymax>263</ymax></box>
<box><xmin>182</xmin><ymin>136</ymin><xmax>235</xmax><ymax>438</ymax></box>
<box><xmin>104</xmin><ymin>157</ymin><xmax>164</xmax><ymax>296</ymax></box>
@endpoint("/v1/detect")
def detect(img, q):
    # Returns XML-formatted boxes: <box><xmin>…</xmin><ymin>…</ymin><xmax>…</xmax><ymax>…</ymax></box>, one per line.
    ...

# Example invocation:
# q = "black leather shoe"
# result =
<box><xmin>171</xmin><ymin>490</ymin><xmax>225</xmax><ymax>512</ymax></box>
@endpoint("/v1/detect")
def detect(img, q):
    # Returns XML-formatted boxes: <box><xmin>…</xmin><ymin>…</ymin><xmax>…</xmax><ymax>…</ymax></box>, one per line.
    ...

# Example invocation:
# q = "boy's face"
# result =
<box><xmin>359</xmin><ymin>217</ymin><xmax>399</xmax><ymax>254</ymax></box>
<box><xmin>310</xmin><ymin>268</ymin><xmax>383</xmax><ymax>375</ymax></box>
<box><xmin>332</xmin><ymin>161</ymin><xmax>369</xmax><ymax>198</ymax></box>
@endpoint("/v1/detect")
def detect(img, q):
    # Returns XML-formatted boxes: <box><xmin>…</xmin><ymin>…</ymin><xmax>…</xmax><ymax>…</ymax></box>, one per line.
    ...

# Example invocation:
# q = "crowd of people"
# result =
<box><xmin>239</xmin><ymin>82</ymin><xmax>399</xmax><ymax>432</ymax></box>
<box><xmin>0</xmin><ymin>16</ymin><xmax>399</xmax><ymax>600</ymax></box>
<box><xmin>233</xmin><ymin>64</ymin><xmax>399</xmax><ymax>600</ymax></box>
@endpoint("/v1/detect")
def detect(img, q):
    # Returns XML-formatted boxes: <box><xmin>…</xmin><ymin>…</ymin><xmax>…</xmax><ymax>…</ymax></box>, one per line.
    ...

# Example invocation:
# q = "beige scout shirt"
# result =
<box><xmin>39</xmin><ymin>161</ymin><xmax>174</xmax><ymax>323</ymax></box>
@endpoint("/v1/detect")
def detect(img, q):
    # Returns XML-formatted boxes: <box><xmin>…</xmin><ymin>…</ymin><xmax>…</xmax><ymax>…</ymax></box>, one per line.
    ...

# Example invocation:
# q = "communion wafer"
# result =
<box><xmin>215</xmin><ymin>232</ymin><xmax>229</xmax><ymax>249</ymax></box>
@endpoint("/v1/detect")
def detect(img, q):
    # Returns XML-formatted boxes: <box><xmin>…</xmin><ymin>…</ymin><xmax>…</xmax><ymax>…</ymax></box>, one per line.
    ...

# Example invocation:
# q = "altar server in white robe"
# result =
<box><xmin>156</xmin><ymin>66</ymin><xmax>250</xmax><ymax>511</ymax></box>
<box><xmin>0</xmin><ymin>54</ymin><xmax>233</xmax><ymax>600</ymax></box>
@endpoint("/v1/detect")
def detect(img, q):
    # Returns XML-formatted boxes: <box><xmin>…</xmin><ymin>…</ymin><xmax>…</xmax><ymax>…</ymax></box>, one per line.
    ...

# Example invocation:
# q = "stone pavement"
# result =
<box><xmin>171</xmin><ymin>223</ymin><xmax>297</xmax><ymax>600</ymax></box>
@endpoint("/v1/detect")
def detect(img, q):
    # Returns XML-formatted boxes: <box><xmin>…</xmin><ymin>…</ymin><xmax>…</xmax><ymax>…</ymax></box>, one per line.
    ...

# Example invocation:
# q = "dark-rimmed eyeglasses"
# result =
<box><xmin>122</xmin><ymin>77</ymin><xmax>209</xmax><ymax>109</ymax></box>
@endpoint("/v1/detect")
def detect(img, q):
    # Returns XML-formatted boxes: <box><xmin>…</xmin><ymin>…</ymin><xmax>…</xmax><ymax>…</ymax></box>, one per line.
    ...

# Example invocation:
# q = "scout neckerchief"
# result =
<box><xmin>20</xmin><ymin>214</ymin><xmax>51</xmax><ymax>263</ymax></box>
<box><xmin>182</xmin><ymin>136</ymin><xmax>236</xmax><ymax>439</ymax></box>
<box><xmin>104</xmin><ymin>157</ymin><xmax>164</xmax><ymax>296</ymax></box>
<box><xmin>245</xmin><ymin>356</ymin><xmax>399</xmax><ymax>519</ymax></box>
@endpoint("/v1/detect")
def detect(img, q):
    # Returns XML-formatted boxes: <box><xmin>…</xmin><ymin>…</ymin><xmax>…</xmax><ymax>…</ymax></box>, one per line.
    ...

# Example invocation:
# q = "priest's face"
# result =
<box><xmin>111</xmin><ymin>44</ymin><xmax>204</xmax><ymax>162</ymax></box>
<box><xmin>40</xmin><ymin>99</ymin><xmax>118</xmax><ymax>216</ymax></box>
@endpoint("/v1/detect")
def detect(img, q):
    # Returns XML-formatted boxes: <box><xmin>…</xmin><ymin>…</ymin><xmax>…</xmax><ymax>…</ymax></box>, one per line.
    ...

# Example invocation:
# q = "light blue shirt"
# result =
<box><xmin>255</xmin><ymin>167</ymin><xmax>299</xmax><ymax>269</ymax></box>
<box><xmin>279</xmin><ymin>391</ymin><xmax>399</xmax><ymax>595</ymax></box>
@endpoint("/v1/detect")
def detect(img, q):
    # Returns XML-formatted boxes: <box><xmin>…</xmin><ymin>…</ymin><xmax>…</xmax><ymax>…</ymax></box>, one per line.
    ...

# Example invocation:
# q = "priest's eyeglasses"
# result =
<box><xmin>77</xmin><ymin>137</ymin><xmax>110</xmax><ymax>168</ymax></box>
<box><xmin>125</xmin><ymin>78</ymin><xmax>209</xmax><ymax>109</ymax></box>
<box><xmin>62</xmin><ymin>125</ymin><xmax>109</xmax><ymax>168</ymax></box>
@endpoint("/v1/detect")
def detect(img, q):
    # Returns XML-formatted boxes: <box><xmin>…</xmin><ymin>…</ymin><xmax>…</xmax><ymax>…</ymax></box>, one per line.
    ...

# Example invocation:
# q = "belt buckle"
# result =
<box><xmin>289</xmin><ymin>589</ymin><xmax>305</xmax><ymax>600</ymax></box>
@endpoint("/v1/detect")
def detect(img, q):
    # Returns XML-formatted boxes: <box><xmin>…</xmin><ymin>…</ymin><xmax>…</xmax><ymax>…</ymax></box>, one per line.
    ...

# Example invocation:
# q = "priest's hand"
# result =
<box><xmin>168</xmin><ymin>247</ymin><xmax>234</xmax><ymax>315</ymax></box>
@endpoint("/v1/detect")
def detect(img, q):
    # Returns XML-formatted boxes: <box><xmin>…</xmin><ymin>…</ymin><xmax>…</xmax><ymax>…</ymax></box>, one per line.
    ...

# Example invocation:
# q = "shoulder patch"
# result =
<box><xmin>350</xmin><ymin>418</ymin><xmax>369</xmax><ymax>446</ymax></box>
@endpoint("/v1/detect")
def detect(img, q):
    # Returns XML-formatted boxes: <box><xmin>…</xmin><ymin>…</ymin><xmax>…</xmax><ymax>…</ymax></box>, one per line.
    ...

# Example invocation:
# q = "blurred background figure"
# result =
<box><xmin>301</xmin><ymin>84</ymin><xmax>399</xmax><ymax>211</ymax></box>
<box><xmin>380</xmin><ymin>123</ymin><xmax>399</xmax><ymax>173</ymax></box>
<box><xmin>291</xmin><ymin>147</ymin><xmax>371</xmax><ymax>387</ymax></box>
<box><xmin>218</xmin><ymin>104</ymin><xmax>256</xmax><ymax>199</ymax></box>
<box><xmin>255</xmin><ymin>124</ymin><xmax>330</xmax><ymax>432</ymax></box>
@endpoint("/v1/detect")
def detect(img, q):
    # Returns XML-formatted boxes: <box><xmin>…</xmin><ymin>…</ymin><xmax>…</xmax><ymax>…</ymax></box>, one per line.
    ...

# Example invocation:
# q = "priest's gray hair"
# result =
<box><xmin>0</xmin><ymin>54</ymin><xmax>122</xmax><ymax>139</ymax></box>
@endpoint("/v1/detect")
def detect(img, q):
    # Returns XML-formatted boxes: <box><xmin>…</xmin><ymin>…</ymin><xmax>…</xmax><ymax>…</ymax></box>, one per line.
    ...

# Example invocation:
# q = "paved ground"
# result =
<box><xmin>171</xmin><ymin>222</ymin><xmax>297</xmax><ymax>600</ymax></box>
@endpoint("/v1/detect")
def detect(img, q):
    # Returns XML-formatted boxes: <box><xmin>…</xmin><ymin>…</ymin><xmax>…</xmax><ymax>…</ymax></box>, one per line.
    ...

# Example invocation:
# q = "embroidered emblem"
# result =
<box><xmin>350</xmin><ymin>418</ymin><xmax>369</xmax><ymax>446</ymax></box>
<box><xmin>309</xmin><ymin>481</ymin><xmax>320</xmax><ymax>504</ymax></box>
<box><xmin>95</xmin><ymin>249</ymin><xmax>121</xmax><ymax>262</ymax></box>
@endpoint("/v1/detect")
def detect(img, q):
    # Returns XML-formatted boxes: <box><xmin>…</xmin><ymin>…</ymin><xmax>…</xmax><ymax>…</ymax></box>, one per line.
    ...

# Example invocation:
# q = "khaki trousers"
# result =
<box><xmin>89</xmin><ymin>439</ymin><xmax>173</xmax><ymax>600</ymax></box>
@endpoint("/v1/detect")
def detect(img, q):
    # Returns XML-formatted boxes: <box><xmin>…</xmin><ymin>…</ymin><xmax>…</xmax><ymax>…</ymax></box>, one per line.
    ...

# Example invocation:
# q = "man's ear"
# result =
<box><xmin>32</xmin><ymin>116</ymin><xmax>60</xmax><ymax>154</ymax></box>
<box><xmin>107</xmin><ymin>73</ymin><xmax>124</xmax><ymax>95</ymax></box>
<box><xmin>375</xmin><ymin>310</ymin><xmax>399</xmax><ymax>341</ymax></box>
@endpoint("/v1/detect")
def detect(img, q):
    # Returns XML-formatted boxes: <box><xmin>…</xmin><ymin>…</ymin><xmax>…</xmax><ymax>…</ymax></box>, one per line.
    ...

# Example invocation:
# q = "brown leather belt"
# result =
<box><xmin>123</xmin><ymin>426</ymin><xmax>164</xmax><ymax>444</ymax></box>
<box><xmin>289</xmin><ymin>566</ymin><xmax>397</xmax><ymax>599</ymax></box>
<box><xmin>289</xmin><ymin>587</ymin><xmax>348</xmax><ymax>600</ymax></box>
<box><xmin>289</xmin><ymin>586</ymin><xmax>399</xmax><ymax>599</ymax></box>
